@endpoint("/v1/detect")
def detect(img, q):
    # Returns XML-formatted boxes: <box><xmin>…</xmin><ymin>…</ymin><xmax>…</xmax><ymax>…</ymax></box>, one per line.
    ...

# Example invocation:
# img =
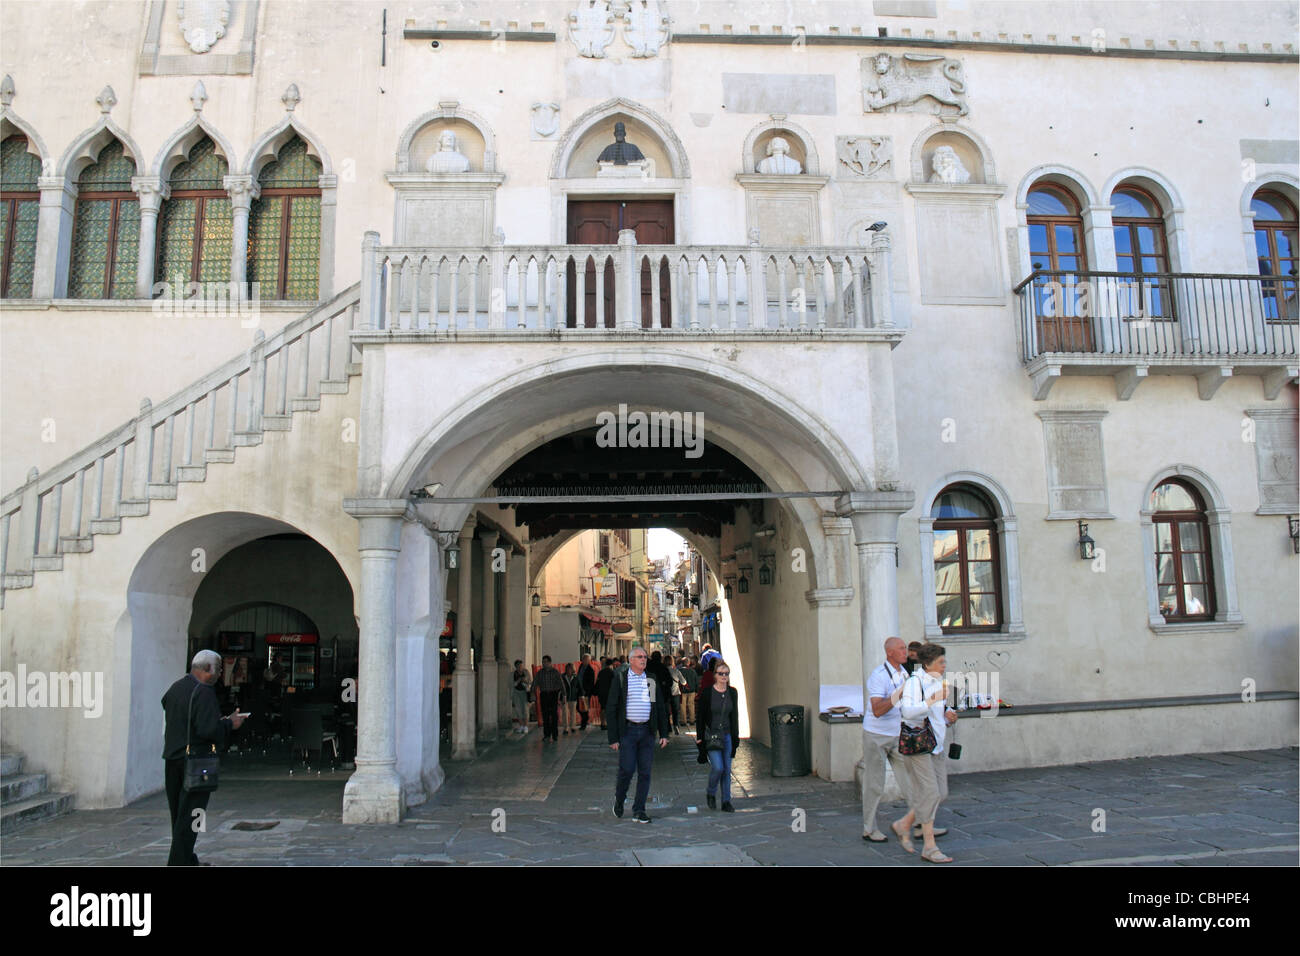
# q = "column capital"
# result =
<box><xmin>457</xmin><ymin>518</ymin><xmax>476</xmax><ymax>542</ymax></box>
<box><xmin>479</xmin><ymin>528</ymin><xmax>500</xmax><ymax>548</ymax></box>
<box><xmin>344</xmin><ymin>498</ymin><xmax>412</xmax><ymax>551</ymax></box>
<box><xmin>836</xmin><ymin>490</ymin><xmax>915</xmax><ymax>544</ymax></box>
<box><xmin>131</xmin><ymin>176</ymin><xmax>170</xmax><ymax>211</ymax></box>
<box><xmin>37</xmin><ymin>176</ymin><xmax>77</xmax><ymax>199</ymax></box>
<box><xmin>223</xmin><ymin>174</ymin><xmax>260</xmax><ymax>209</ymax></box>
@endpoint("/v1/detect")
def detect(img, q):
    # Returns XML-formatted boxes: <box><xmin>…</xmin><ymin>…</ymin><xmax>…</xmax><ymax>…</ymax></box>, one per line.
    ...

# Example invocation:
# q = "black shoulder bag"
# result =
<box><xmin>183</xmin><ymin>683</ymin><xmax>220</xmax><ymax>792</ymax></box>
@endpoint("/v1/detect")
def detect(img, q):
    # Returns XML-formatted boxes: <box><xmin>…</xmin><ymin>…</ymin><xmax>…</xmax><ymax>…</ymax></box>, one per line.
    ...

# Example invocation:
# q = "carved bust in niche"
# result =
<box><xmin>426</xmin><ymin>129</ymin><xmax>470</xmax><ymax>173</ymax></box>
<box><xmin>757</xmin><ymin>136</ymin><xmax>803</xmax><ymax>175</ymax></box>
<box><xmin>597</xmin><ymin>122</ymin><xmax>645</xmax><ymax>165</ymax></box>
<box><xmin>929</xmin><ymin>145</ymin><xmax>972</xmax><ymax>184</ymax></box>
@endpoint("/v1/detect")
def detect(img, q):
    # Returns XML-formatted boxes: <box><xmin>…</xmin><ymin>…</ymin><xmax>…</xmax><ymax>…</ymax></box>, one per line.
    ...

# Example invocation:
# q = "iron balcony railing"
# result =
<box><xmin>1014</xmin><ymin>270</ymin><xmax>1298</xmax><ymax>362</ymax></box>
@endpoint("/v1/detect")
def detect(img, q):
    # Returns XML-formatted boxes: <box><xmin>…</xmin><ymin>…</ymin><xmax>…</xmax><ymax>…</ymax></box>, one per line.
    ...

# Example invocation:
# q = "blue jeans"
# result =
<box><xmin>615</xmin><ymin>722</ymin><xmax>655</xmax><ymax>814</ymax></box>
<box><xmin>706</xmin><ymin>734</ymin><xmax>733</xmax><ymax>802</ymax></box>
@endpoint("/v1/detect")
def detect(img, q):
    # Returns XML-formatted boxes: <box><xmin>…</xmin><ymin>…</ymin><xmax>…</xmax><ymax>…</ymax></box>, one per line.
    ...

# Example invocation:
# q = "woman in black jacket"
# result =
<box><xmin>695</xmin><ymin>659</ymin><xmax>740</xmax><ymax>811</ymax></box>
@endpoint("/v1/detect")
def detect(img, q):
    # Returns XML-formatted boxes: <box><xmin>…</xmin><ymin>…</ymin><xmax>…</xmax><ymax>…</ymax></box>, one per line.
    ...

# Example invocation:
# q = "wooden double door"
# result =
<box><xmin>566</xmin><ymin>199</ymin><xmax>674</xmax><ymax>328</ymax></box>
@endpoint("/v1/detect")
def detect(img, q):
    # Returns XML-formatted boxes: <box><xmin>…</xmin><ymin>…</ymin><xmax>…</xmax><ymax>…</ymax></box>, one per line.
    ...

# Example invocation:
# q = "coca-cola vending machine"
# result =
<box><xmin>265</xmin><ymin>633</ymin><xmax>318</xmax><ymax>692</ymax></box>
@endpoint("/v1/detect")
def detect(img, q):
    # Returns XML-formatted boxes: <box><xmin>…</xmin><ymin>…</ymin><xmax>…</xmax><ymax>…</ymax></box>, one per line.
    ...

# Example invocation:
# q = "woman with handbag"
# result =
<box><xmin>695</xmin><ymin>660</ymin><xmax>740</xmax><ymax>811</ymax></box>
<box><xmin>893</xmin><ymin>642</ymin><xmax>957</xmax><ymax>863</ymax></box>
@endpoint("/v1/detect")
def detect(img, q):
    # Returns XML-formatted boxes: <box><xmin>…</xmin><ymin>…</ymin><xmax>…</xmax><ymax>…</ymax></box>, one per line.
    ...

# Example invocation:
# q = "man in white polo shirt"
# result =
<box><xmin>862</xmin><ymin>636</ymin><xmax>913</xmax><ymax>843</ymax></box>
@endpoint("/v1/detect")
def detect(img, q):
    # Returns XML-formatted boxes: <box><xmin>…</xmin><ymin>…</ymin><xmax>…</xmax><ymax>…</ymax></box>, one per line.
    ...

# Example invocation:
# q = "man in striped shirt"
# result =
<box><xmin>605</xmin><ymin>647</ymin><xmax>671</xmax><ymax>823</ymax></box>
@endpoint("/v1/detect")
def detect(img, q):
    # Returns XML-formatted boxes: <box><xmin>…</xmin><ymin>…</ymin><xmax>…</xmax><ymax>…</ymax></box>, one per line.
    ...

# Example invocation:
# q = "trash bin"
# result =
<box><xmin>768</xmin><ymin>705</ymin><xmax>810</xmax><ymax>777</ymax></box>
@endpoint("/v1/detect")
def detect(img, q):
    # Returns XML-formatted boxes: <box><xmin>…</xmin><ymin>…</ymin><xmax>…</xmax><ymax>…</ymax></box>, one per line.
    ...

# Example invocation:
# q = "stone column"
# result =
<box><xmin>839</xmin><ymin>492</ymin><xmax>914</xmax><ymax>669</ymax></box>
<box><xmin>33</xmin><ymin>176</ymin><xmax>76</xmax><ymax>299</ymax></box>
<box><xmin>477</xmin><ymin>529</ymin><xmax>499</xmax><ymax>742</ymax></box>
<box><xmin>452</xmin><ymin>519</ymin><xmax>477</xmax><ymax>759</ymax></box>
<box><xmin>497</xmin><ymin>550</ymin><xmax>515</xmax><ymax>728</ymax></box>
<box><xmin>131</xmin><ymin>176</ymin><xmax>168</xmax><ymax>299</ymax></box>
<box><xmin>341</xmin><ymin>499</ymin><xmax>408</xmax><ymax>824</ymax></box>
<box><xmin>224</xmin><ymin>174</ymin><xmax>259</xmax><ymax>300</ymax></box>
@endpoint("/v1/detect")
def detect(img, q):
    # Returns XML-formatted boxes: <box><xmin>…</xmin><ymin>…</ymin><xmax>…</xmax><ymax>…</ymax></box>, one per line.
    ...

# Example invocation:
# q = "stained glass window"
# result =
<box><xmin>1</xmin><ymin>135</ymin><xmax>41</xmax><ymax>298</ymax></box>
<box><xmin>67</xmin><ymin>140</ymin><xmax>139</xmax><ymax>299</ymax></box>
<box><xmin>247</xmin><ymin>136</ymin><xmax>321</xmax><ymax>300</ymax></box>
<box><xmin>155</xmin><ymin>138</ymin><xmax>232</xmax><ymax>293</ymax></box>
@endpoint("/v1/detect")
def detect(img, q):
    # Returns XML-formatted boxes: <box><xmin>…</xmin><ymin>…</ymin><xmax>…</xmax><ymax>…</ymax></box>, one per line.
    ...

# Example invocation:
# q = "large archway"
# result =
<box><xmin>113</xmin><ymin>512</ymin><xmax>355</xmax><ymax>804</ymax></box>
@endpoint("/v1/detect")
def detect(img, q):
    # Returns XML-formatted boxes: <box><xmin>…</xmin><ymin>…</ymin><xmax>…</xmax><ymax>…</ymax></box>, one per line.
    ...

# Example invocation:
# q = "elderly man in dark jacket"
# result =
<box><xmin>162</xmin><ymin>649</ymin><xmax>245</xmax><ymax>866</ymax></box>
<box><xmin>605</xmin><ymin>648</ymin><xmax>671</xmax><ymax>823</ymax></box>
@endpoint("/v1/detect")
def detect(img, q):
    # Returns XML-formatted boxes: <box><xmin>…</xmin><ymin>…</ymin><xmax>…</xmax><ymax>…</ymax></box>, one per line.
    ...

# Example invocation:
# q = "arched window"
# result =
<box><xmin>1151</xmin><ymin>479</ymin><xmax>1214</xmax><ymax>621</ymax></box>
<box><xmin>1028</xmin><ymin>183</ymin><xmax>1091</xmax><ymax>350</ymax></box>
<box><xmin>248</xmin><ymin>136</ymin><xmax>321</xmax><ymax>300</ymax></box>
<box><xmin>67</xmin><ymin>140</ymin><xmax>139</xmax><ymax>299</ymax></box>
<box><xmin>1251</xmin><ymin>189</ymin><xmax>1298</xmax><ymax>322</ymax></box>
<box><xmin>1112</xmin><ymin>185</ymin><xmax>1172</xmax><ymax>319</ymax></box>
<box><xmin>1</xmin><ymin>135</ymin><xmax>41</xmax><ymax>298</ymax></box>
<box><xmin>155</xmin><ymin>137</ymin><xmax>232</xmax><ymax>292</ymax></box>
<box><xmin>931</xmin><ymin>484</ymin><xmax>1002</xmax><ymax>633</ymax></box>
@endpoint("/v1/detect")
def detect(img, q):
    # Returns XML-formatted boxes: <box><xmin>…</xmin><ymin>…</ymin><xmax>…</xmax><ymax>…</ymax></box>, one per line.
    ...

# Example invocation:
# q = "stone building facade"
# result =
<box><xmin>1</xmin><ymin>1</ymin><xmax>1296</xmax><ymax>823</ymax></box>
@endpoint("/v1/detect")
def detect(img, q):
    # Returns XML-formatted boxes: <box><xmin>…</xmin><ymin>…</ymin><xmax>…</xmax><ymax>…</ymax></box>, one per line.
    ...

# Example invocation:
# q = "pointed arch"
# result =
<box><xmin>244</xmin><ymin>114</ymin><xmax>332</xmax><ymax>179</ymax></box>
<box><xmin>0</xmin><ymin>108</ymin><xmax>50</xmax><ymax>171</ymax></box>
<box><xmin>56</xmin><ymin>116</ymin><xmax>146</xmax><ymax>183</ymax></box>
<box><xmin>152</xmin><ymin>115</ymin><xmax>239</xmax><ymax>180</ymax></box>
<box><xmin>549</xmin><ymin>97</ymin><xmax>690</xmax><ymax>180</ymax></box>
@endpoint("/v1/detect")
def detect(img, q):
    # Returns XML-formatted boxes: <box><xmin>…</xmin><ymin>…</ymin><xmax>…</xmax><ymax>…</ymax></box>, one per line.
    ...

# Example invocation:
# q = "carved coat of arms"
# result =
<box><xmin>178</xmin><ymin>0</ymin><xmax>230</xmax><ymax>54</ymax></box>
<box><xmin>862</xmin><ymin>53</ymin><xmax>968</xmax><ymax>116</ymax></box>
<box><xmin>623</xmin><ymin>0</ymin><xmax>669</xmax><ymax>57</ymax></box>
<box><xmin>569</xmin><ymin>1</ymin><xmax>615</xmax><ymax>58</ymax></box>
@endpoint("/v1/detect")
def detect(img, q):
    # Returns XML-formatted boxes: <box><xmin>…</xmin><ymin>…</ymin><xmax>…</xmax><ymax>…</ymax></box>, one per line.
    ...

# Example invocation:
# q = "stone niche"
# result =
<box><xmin>735</xmin><ymin>118</ymin><xmax>828</xmax><ymax>246</ymax></box>
<box><xmin>904</xmin><ymin>124</ymin><xmax>1005</xmax><ymax>305</ymax></box>
<box><xmin>388</xmin><ymin>106</ymin><xmax>504</xmax><ymax>247</ymax></box>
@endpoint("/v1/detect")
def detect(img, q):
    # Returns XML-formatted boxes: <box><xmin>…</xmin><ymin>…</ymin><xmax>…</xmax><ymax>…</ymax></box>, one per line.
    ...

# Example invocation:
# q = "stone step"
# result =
<box><xmin>176</xmin><ymin>465</ymin><xmax>207</xmax><ymax>482</ymax></box>
<box><xmin>204</xmin><ymin>448</ymin><xmax>236</xmax><ymax>464</ymax></box>
<box><xmin>262</xmin><ymin>414</ymin><xmax>292</xmax><ymax>431</ymax></box>
<box><xmin>58</xmin><ymin>535</ymin><xmax>93</xmax><ymax>554</ymax></box>
<box><xmin>88</xmin><ymin>518</ymin><xmax>122</xmax><ymax>535</ymax></box>
<box><xmin>118</xmin><ymin>499</ymin><xmax>150</xmax><ymax>517</ymax></box>
<box><xmin>31</xmin><ymin>555</ymin><xmax>63</xmax><ymax>573</ymax></box>
<box><xmin>319</xmin><ymin>380</ymin><xmax>350</xmax><ymax>394</ymax></box>
<box><xmin>0</xmin><ymin>753</ymin><xmax>23</xmax><ymax>775</ymax></box>
<box><xmin>291</xmin><ymin>397</ymin><xmax>321</xmax><ymax>413</ymax></box>
<box><xmin>147</xmin><ymin>482</ymin><xmax>178</xmax><ymax>500</ymax></box>
<box><xmin>0</xmin><ymin>791</ymin><xmax>74</xmax><ymax>830</ymax></box>
<box><xmin>0</xmin><ymin>772</ymin><xmax>47</xmax><ymax>805</ymax></box>
<box><xmin>2</xmin><ymin>572</ymin><xmax>35</xmax><ymax>589</ymax></box>
<box><xmin>232</xmin><ymin>431</ymin><xmax>263</xmax><ymax>447</ymax></box>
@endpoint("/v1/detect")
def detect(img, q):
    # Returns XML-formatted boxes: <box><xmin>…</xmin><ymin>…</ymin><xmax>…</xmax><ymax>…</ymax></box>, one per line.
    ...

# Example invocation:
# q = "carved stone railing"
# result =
<box><xmin>0</xmin><ymin>285</ymin><xmax>362</xmax><ymax>597</ymax></box>
<box><xmin>361</xmin><ymin>229</ymin><xmax>895</xmax><ymax>334</ymax></box>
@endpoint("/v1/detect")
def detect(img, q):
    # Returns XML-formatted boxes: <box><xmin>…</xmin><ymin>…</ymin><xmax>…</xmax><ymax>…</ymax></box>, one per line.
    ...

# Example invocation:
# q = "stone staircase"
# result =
<box><xmin>0</xmin><ymin>285</ymin><xmax>362</xmax><ymax>606</ymax></box>
<box><xmin>0</xmin><ymin>751</ymin><xmax>74</xmax><ymax>831</ymax></box>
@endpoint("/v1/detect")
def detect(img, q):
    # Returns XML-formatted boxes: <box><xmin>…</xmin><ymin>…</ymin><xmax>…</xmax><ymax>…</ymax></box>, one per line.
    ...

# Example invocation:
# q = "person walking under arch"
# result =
<box><xmin>696</xmin><ymin>659</ymin><xmax>740</xmax><ymax>811</ymax></box>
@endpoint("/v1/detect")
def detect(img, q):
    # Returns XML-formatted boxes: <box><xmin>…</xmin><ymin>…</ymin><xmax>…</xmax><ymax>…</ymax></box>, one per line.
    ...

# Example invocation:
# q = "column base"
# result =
<box><xmin>342</xmin><ymin>763</ymin><xmax>404</xmax><ymax>824</ymax></box>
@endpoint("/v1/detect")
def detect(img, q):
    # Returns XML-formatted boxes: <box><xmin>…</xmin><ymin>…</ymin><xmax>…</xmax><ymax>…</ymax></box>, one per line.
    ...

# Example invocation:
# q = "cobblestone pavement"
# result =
<box><xmin>2</xmin><ymin>732</ymin><xmax>1295</xmax><ymax>866</ymax></box>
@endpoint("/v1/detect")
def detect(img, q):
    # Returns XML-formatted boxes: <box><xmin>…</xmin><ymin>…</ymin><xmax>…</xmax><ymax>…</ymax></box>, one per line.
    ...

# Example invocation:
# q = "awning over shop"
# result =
<box><xmin>580</xmin><ymin>612</ymin><xmax>613</xmax><ymax>634</ymax></box>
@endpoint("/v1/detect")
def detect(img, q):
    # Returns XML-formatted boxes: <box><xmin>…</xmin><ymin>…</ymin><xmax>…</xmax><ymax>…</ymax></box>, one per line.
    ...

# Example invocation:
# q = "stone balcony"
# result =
<box><xmin>354</xmin><ymin>229</ymin><xmax>902</xmax><ymax>342</ymax></box>
<box><xmin>1014</xmin><ymin>270</ymin><xmax>1299</xmax><ymax>400</ymax></box>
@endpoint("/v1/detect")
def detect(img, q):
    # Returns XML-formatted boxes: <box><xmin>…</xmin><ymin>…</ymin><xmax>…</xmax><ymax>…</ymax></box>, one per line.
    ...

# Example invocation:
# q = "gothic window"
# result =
<box><xmin>67</xmin><ymin>140</ymin><xmax>140</xmax><ymax>299</ymax></box>
<box><xmin>155</xmin><ymin>137</ymin><xmax>232</xmax><ymax>292</ymax></box>
<box><xmin>248</xmin><ymin>136</ymin><xmax>321</xmax><ymax>300</ymax></box>
<box><xmin>1251</xmin><ymin>189</ymin><xmax>1298</xmax><ymax>323</ymax></box>
<box><xmin>0</xmin><ymin>135</ymin><xmax>41</xmax><ymax>298</ymax></box>
<box><xmin>1112</xmin><ymin>185</ymin><xmax>1172</xmax><ymax>319</ymax></box>
<box><xmin>1151</xmin><ymin>479</ymin><xmax>1215</xmax><ymax>621</ymax></box>
<box><xmin>931</xmin><ymin>484</ymin><xmax>1002</xmax><ymax>633</ymax></box>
